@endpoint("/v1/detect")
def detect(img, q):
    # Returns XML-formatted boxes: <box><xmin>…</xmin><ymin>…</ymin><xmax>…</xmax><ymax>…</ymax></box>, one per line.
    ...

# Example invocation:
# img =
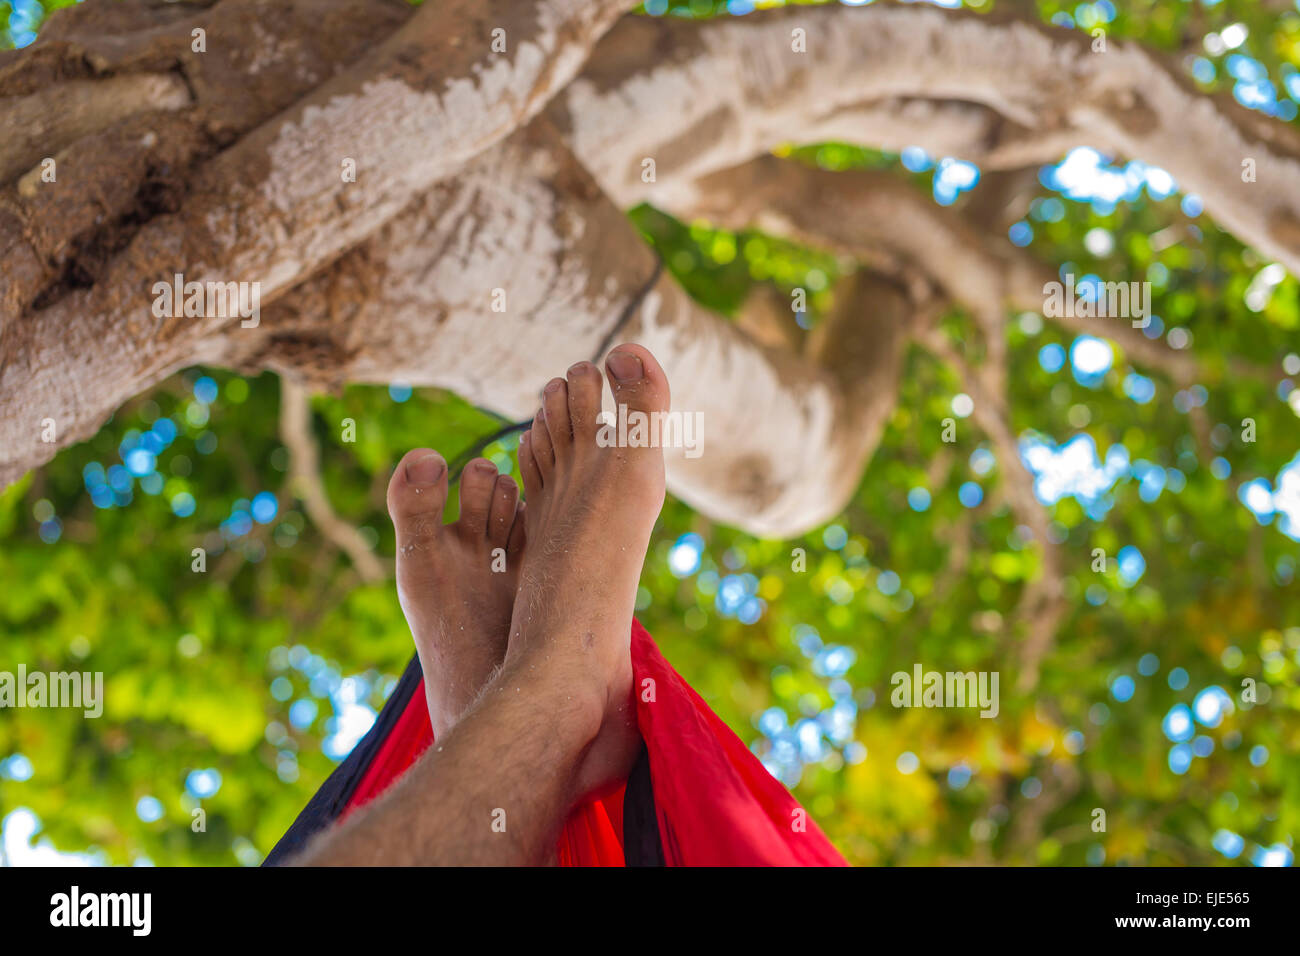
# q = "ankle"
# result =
<box><xmin>496</xmin><ymin>654</ymin><xmax>606</xmax><ymax>744</ymax></box>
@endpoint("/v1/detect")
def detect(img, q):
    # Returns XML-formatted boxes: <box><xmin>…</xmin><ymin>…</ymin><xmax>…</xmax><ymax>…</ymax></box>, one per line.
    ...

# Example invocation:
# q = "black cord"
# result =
<box><xmin>445</xmin><ymin>253</ymin><xmax>665</xmax><ymax>485</ymax></box>
<box><xmin>445</xmin><ymin>418</ymin><xmax>531</xmax><ymax>484</ymax></box>
<box><xmin>593</xmin><ymin>253</ymin><xmax>664</xmax><ymax>366</ymax></box>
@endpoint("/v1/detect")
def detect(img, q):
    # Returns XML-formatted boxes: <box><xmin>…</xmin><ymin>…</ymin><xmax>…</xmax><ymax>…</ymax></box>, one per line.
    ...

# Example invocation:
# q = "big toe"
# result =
<box><xmin>387</xmin><ymin>448</ymin><xmax>449</xmax><ymax>559</ymax></box>
<box><xmin>604</xmin><ymin>343</ymin><xmax>671</xmax><ymax>418</ymax></box>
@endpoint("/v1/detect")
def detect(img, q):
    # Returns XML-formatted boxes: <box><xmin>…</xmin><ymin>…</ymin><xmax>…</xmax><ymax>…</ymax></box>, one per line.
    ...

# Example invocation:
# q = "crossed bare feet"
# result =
<box><xmin>386</xmin><ymin>344</ymin><xmax>669</xmax><ymax>799</ymax></box>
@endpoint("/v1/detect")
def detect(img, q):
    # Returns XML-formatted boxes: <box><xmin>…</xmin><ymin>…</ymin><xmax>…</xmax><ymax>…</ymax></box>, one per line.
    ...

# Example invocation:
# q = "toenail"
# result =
<box><xmin>567</xmin><ymin>361</ymin><xmax>591</xmax><ymax>376</ymax></box>
<box><xmin>471</xmin><ymin>459</ymin><xmax>496</xmax><ymax>471</ymax></box>
<box><xmin>405</xmin><ymin>454</ymin><xmax>444</xmax><ymax>485</ymax></box>
<box><xmin>607</xmin><ymin>351</ymin><xmax>643</xmax><ymax>382</ymax></box>
<box><xmin>545</xmin><ymin>378</ymin><xmax>563</xmax><ymax>395</ymax></box>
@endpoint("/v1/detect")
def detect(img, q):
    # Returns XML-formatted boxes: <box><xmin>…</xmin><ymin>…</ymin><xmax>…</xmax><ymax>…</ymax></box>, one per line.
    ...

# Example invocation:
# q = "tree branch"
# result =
<box><xmin>552</xmin><ymin>5</ymin><xmax>1300</xmax><ymax>274</ymax></box>
<box><xmin>0</xmin><ymin>120</ymin><xmax>911</xmax><ymax>536</ymax></box>
<box><xmin>921</xmin><ymin>328</ymin><xmax>1067</xmax><ymax>692</ymax></box>
<box><xmin>278</xmin><ymin>376</ymin><xmax>385</xmax><ymax>583</ymax></box>
<box><xmin>681</xmin><ymin>154</ymin><xmax>1262</xmax><ymax>395</ymax></box>
<box><xmin>2</xmin><ymin>0</ymin><xmax>1292</xmax><ymax>539</ymax></box>
<box><xmin>0</xmin><ymin>74</ymin><xmax>191</xmax><ymax>183</ymax></box>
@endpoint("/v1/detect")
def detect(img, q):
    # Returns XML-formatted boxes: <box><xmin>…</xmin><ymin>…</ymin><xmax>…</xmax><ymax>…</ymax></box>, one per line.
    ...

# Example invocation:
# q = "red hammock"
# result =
<box><xmin>273</xmin><ymin>619</ymin><xmax>846</xmax><ymax>866</ymax></box>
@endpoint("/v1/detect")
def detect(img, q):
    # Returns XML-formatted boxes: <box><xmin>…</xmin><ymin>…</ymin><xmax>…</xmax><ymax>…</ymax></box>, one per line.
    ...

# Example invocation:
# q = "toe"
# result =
<box><xmin>487</xmin><ymin>474</ymin><xmax>519</xmax><ymax>546</ymax></box>
<box><xmin>604</xmin><ymin>343</ymin><xmax>671</xmax><ymax>418</ymax></box>
<box><xmin>518</xmin><ymin>431</ymin><xmax>543</xmax><ymax>498</ymax></box>
<box><xmin>530</xmin><ymin>408</ymin><xmax>555</xmax><ymax>482</ymax></box>
<box><xmin>565</xmin><ymin>361</ymin><xmax>604</xmax><ymax>447</ymax></box>
<box><xmin>387</xmin><ymin>448</ymin><xmax>449</xmax><ymax>554</ymax></box>
<box><xmin>457</xmin><ymin>458</ymin><xmax>498</xmax><ymax>535</ymax></box>
<box><xmin>542</xmin><ymin>377</ymin><xmax>572</xmax><ymax>450</ymax></box>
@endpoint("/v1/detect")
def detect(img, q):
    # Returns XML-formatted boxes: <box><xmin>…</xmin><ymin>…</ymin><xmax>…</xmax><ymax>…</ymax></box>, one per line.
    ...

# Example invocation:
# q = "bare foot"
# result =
<box><xmin>507</xmin><ymin>344</ymin><xmax>669</xmax><ymax>799</ymax></box>
<box><xmin>387</xmin><ymin>450</ymin><xmax>526</xmax><ymax>739</ymax></box>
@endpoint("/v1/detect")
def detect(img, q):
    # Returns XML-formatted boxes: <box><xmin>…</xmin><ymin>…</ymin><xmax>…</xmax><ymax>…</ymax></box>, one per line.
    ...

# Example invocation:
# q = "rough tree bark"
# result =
<box><xmin>1</xmin><ymin>0</ymin><xmax>1295</xmax><ymax>544</ymax></box>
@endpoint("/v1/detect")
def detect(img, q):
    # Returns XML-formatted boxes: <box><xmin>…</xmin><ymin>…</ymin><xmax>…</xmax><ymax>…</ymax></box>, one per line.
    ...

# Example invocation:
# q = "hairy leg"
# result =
<box><xmin>509</xmin><ymin>344</ymin><xmax>669</xmax><ymax>799</ymax></box>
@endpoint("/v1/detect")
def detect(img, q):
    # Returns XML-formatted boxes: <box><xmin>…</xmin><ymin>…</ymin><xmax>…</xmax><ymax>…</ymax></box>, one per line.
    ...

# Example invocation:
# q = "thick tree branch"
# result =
<box><xmin>551</xmin><ymin>5</ymin><xmax>1300</xmax><ymax>274</ymax></box>
<box><xmin>0</xmin><ymin>74</ymin><xmax>191</xmax><ymax>183</ymax></box>
<box><xmin>1</xmin><ymin>121</ymin><xmax>907</xmax><ymax>535</ymax></box>
<box><xmin>2</xmin><ymin>0</ymin><xmax>1295</xmax><ymax>538</ymax></box>
<box><xmin>1</xmin><ymin>0</ymin><xmax>630</xmax><ymax>322</ymax></box>
<box><xmin>1</xmin><ymin>0</ymin><xmax>413</xmax><ymax>318</ymax></box>
<box><xmin>15</xmin><ymin>0</ymin><xmax>1294</xmax><ymax>329</ymax></box>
